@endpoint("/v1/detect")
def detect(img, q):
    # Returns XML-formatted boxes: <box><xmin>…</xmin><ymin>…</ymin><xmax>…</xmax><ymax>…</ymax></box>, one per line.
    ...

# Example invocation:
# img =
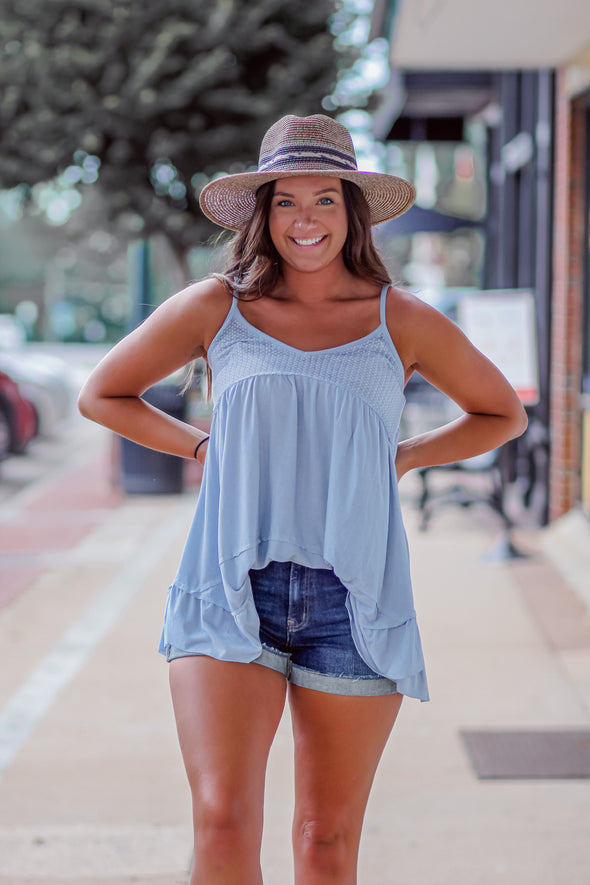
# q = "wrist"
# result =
<box><xmin>193</xmin><ymin>435</ymin><xmax>210</xmax><ymax>461</ymax></box>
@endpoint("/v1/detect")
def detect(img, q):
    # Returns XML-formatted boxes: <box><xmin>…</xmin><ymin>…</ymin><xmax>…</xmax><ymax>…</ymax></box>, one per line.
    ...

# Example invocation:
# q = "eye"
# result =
<box><xmin>275</xmin><ymin>199</ymin><xmax>294</xmax><ymax>207</ymax></box>
<box><xmin>318</xmin><ymin>197</ymin><xmax>334</xmax><ymax>205</ymax></box>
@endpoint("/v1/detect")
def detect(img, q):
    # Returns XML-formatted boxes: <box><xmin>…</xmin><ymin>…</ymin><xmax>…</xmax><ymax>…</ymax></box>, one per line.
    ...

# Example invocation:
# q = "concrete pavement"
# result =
<box><xmin>0</xmin><ymin>417</ymin><xmax>589</xmax><ymax>884</ymax></box>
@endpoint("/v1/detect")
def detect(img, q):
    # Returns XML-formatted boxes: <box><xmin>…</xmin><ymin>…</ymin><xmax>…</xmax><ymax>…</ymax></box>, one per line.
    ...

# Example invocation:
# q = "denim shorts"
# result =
<box><xmin>167</xmin><ymin>561</ymin><xmax>398</xmax><ymax>697</ymax></box>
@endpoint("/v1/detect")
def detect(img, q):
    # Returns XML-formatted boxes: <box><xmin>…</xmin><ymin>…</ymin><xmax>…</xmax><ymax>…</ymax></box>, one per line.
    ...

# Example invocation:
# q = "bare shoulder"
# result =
<box><xmin>180</xmin><ymin>274</ymin><xmax>232</xmax><ymax>308</ymax></box>
<box><xmin>167</xmin><ymin>275</ymin><xmax>232</xmax><ymax>323</ymax></box>
<box><xmin>152</xmin><ymin>275</ymin><xmax>233</xmax><ymax>355</ymax></box>
<box><xmin>385</xmin><ymin>285</ymin><xmax>432</xmax><ymax>322</ymax></box>
<box><xmin>384</xmin><ymin>285</ymin><xmax>443</xmax><ymax>369</ymax></box>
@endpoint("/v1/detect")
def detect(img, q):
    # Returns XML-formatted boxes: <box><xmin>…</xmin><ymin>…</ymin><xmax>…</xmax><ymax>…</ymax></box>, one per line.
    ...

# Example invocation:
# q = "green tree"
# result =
<box><xmin>0</xmin><ymin>0</ymin><xmax>341</xmax><ymax>268</ymax></box>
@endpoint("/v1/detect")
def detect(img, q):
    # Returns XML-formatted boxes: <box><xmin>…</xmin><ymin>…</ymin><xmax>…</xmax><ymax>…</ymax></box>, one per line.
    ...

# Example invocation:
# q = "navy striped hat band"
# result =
<box><xmin>199</xmin><ymin>114</ymin><xmax>416</xmax><ymax>230</ymax></box>
<box><xmin>259</xmin><ymin>146</ymin><xmax>358</xmax><ymax>173</ymax></box>
<box><xmin>259</xmin><ymin>133</ymin><xmax>359</xmax><ymax>174</ymax></box>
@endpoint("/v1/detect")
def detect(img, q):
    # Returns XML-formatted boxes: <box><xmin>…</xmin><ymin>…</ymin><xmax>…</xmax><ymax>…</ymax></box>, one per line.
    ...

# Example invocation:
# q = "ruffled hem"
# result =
<box><xmin>159</xmin><ymin>583</ymin><xmax>261</xmax><ymax>662</ymax></box>
<box><xmin>160</xmin><ymin>568</ymin><xmax>430</xmax><ymax>702</ymax></box>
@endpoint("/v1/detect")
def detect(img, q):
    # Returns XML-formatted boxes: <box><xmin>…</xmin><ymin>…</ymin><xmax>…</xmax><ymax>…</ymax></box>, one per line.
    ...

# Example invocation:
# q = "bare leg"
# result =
<box><xmin>289</xmin><ymin>685</ymin><xmax>403</xmax><ymax>885</ymax></box>
<box><xmin>169</xmin><ymin>656</ymin><xmax>287</xmax><ymax>885</ymax></box>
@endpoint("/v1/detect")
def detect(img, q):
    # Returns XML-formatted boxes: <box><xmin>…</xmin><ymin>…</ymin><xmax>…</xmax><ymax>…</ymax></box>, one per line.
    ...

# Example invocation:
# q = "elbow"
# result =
<box><xmin>511</xmin><ymin>401</ymin><xmax>529</xmax><ymax>440</ymax></box>
<box><xmin>77</xmin><ymin>380</ymin><xmax>99</xmax><ymax>422</ymax></box>
<box><xmin>77</xmin><ymin>388</ymin><xmax>91</xmax><ymax>421</ymax></box>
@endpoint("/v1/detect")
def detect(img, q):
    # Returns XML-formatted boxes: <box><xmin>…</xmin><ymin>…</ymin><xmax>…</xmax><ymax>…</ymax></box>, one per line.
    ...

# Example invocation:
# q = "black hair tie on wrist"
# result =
<box><xmin>193</xmin><ymin>436</ymin><xmax>210</xmax><ymax>459</ymax></box>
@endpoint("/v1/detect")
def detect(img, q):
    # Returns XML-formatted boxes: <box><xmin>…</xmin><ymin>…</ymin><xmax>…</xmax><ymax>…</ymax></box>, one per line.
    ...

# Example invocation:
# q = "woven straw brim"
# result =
<box><xmin>199</xmin><ymin>169</ymin><xmax>416</xmax><ymax>231</ymax></box>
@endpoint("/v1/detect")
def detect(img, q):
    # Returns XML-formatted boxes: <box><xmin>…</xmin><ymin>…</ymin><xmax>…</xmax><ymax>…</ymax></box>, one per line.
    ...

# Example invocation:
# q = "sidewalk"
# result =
<box><xmin>0</xmin><ymin>421</ymin><xmax>589</xmax><ymax>884</ymax></box>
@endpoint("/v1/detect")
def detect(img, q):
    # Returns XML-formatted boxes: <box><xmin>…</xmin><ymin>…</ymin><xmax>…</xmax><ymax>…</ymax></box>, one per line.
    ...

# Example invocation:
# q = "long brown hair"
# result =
<box><xmin>215</xmin><ymin>178</ymin><xmax>391</xmax><ymax>298</ymax></box>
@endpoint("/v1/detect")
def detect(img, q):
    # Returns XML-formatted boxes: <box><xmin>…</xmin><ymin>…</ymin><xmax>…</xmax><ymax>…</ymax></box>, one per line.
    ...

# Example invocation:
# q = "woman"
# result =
<box><xmin>79</xmin><ymin>114</ymin><xmax>527</xmax><ymax>884</ymax></box>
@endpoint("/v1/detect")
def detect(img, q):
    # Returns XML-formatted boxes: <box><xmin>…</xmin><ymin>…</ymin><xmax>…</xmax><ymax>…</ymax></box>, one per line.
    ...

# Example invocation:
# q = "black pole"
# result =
<box><xmin>128</xmin><ymin>239</ymin><xmax>154</xmax><ymax>332</ymax></box>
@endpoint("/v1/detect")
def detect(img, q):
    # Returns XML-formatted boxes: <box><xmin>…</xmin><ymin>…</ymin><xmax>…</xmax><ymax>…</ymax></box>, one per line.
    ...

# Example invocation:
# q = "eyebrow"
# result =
<box><xmin>273</xmin><ymin>187</ymin><xmax>341</xmax><ymax>197</ymax></box>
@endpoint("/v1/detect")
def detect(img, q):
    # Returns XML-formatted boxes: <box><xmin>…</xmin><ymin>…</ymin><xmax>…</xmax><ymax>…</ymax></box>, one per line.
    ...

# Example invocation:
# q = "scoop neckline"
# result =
<box><xmin>233</xmin><ymin>299</ymin><xmax>385</xmax><ymax>356</ymax></box>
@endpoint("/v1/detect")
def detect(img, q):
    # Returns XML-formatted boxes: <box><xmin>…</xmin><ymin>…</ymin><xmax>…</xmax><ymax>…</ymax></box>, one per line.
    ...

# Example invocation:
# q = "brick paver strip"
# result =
<box><xmin>0</xmin><ymin>513</ymin><xmax>101</xmax><ymax>555</ymax></box>
<box><xmin>24</xmin><ymin>456</ymin><xmax>122</xmax><ymax>513</ymax></box>
<box><xmin>509</xmin><ymin>556</ymin><xmax>590</xmax><ymax>651</ymax></box>
<box><xmin>0</xmin><ymin>567</ymin><xmax>43</xmax><ymax>610</ymax></box>
<box><xmin>0</xmin><ymin>450</ymin><xmax>123</xmax><ymax>605</ymax></box>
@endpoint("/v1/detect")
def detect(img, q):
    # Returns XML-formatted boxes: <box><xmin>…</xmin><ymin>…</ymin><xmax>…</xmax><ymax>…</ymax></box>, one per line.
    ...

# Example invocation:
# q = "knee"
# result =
<box><xmin>193</xmin><ymin>791</ymin><xmax>258</xmax><ymax>852</ymax></box>
<box><xmin>294</xmin><ymin>817</ymin><xmax>354</xmax><ymax>877</ymax></box>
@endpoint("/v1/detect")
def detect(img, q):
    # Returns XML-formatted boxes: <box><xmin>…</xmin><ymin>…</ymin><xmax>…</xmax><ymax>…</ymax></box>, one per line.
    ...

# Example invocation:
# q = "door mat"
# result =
<box><xmin>459</xmin><ymin>730</ymin><xmax>590</xmax><ymax>779</ymax></box>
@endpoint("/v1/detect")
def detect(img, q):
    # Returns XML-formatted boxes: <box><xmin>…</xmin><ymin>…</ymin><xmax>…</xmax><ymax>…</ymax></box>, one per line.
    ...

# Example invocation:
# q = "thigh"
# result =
<box><xmin>289</xmin><ymin>684</ymin><xmax>403</xmax><ymax>833</ymax></box>
<box><xmin>169</xmin><ymin>656</ymin><xmax>287</xmax><ymax>813</ymax></box>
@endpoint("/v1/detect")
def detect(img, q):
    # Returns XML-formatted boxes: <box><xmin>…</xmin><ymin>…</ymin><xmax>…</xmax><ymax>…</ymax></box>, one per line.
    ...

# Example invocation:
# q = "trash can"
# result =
<box><xmin>120</xmin><ymin>384</ymin><xmax>187</xmax><ymax>494</ymax></box>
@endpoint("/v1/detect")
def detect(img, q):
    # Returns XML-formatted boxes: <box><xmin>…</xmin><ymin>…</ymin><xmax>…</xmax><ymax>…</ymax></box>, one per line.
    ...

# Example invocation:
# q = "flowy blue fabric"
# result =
<box><xmin>159</xmin><ymin>284</ymin><xmax>429</xmax><ymax>701</ymax></box>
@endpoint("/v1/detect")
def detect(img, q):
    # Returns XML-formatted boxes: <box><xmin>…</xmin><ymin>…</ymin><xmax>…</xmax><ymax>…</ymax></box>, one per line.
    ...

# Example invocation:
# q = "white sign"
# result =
<box><xmin>457</xmin><ymin>290</ymin><xmax>539</xmax><ymax>406</ymax></box>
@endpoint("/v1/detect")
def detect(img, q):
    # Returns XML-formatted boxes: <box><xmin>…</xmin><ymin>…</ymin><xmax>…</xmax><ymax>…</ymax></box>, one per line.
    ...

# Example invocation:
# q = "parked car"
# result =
<box><xmin>0</xmin><ymin>314</ymin><xmax>73</xmax><ymax>437</ymax></box>
<box><xmin>0</xmin><ymin>351</ymin><xmax>72</xmax><ymax>437</ymax></box>
<box><xmin>0</xmin><ymin>371</ymin><xmax>37</xmax><ymax>458</ymax></box>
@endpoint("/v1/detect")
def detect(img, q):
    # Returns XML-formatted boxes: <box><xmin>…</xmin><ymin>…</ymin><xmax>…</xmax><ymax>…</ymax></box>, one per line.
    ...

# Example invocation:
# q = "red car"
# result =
<box><xmin>0</xmin><ymin>370</ymin><xmax>37</xmax><ymax>458</ymax></box>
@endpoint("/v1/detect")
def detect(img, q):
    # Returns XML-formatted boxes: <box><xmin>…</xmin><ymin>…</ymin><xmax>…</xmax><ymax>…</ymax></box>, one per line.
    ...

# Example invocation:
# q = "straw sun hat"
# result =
<box><xmin>199</xmin><ymin>114</ymin><xmax>415</xmax><ymax>231</ymax></box>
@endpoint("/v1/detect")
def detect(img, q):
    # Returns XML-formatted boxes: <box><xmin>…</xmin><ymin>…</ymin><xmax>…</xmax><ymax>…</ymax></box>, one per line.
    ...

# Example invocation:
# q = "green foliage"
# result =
<box><xmin>0</xmin><ymin>0</ymin><xmax>340</xmax><ymax>253</ymax></box>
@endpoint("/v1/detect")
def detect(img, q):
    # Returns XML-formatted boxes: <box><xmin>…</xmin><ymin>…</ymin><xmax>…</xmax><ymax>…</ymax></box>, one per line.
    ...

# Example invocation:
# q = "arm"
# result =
<box><xmin>389</xmin><ymin>289</ymin><xmax>528</xmax><ymax>479</ymax></box>
<box><xmin>77</xmin><ymin>277</ymin><xmax>231</xmax><ymax>465</ymax></box>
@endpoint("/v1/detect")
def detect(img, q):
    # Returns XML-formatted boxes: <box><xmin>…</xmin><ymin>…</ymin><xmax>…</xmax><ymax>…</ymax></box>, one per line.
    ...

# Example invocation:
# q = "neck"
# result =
<box><xmin>278</xmin><ymin>262</ymin><xmax>355</xmax><ymax>303</ymax></box>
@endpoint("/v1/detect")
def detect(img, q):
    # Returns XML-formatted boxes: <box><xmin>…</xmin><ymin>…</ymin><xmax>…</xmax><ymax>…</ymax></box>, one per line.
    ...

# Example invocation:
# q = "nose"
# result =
<box><xmin>293</xmin><ymin>208</ymin><xmax>315</xmax><ymax>230</ymax></box>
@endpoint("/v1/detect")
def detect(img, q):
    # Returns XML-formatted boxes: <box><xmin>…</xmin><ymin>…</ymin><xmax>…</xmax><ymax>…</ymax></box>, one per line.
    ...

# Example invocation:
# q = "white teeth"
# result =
<box><xmin>293</xmin><ymin>236</ymin><xmax>324</xmax><ymax>246</ymax></box>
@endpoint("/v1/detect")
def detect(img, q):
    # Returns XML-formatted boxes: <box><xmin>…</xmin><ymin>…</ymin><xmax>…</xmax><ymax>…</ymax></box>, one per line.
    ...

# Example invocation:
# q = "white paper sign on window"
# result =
<box><xmin>457</xmin><ymin>290</ymin><xmax>539</xmax><ymax>406</ymax></box>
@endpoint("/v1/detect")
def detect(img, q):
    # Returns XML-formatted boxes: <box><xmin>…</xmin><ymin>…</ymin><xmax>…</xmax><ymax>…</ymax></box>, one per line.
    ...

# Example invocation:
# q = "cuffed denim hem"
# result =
<box><xmin>253</xmin><ymin>644</ymin><xmax>399</xmax><ymax>696</ymax></box>
<box><xmin>164</xmin><ymin>644</ymin><xmax>398</xmax><ymax>697</ymax></box>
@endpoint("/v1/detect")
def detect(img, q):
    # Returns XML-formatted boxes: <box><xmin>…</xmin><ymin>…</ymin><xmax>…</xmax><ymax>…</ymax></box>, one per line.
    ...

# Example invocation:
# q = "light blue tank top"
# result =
<box><xmin>159</xmin><ymin>283</ymin><xmax>429</xmax><ymax>701</ymax></box>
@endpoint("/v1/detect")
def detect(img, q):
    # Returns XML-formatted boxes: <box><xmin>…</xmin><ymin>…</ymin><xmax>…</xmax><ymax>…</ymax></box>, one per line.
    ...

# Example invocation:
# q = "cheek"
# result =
<box><xmin>268</xmin><ymin>213</ymin><xmax>284</xmax><ymax>246</ymax></box>
<box><xmin>332</xmin><ymin>204</ymin><xmax>348</xmax><ymax>233</ymax></box>
<box><xmin>268</xmin><ymin>222</ymin><xmax>287</xmax><ymax>258</ymax></box>
<box><xmin>335</xmin><ymin>214</ymin><xmax>349</xmax><ymax>249</ymax></box>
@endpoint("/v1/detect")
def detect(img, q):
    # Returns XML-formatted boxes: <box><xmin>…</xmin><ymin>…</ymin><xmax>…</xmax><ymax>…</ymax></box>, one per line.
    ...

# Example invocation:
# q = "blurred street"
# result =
<box><xmin>0</xmin><ymin>408</ymin><xmax>589</xmax><ymax>885</ymax></box>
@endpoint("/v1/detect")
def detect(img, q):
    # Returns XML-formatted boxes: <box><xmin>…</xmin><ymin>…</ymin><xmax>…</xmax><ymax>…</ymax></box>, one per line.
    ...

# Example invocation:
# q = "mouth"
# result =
<box><xmin>289</xmin><ymin>235</ymin><xmax>327</xmax><ymax>247</ymax></box>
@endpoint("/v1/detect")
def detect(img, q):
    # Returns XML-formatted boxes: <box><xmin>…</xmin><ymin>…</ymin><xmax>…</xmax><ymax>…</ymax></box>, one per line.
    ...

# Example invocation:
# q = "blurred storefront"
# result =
<box><xmin>371</xmin><ymin>0</ymin><xmax>590</xmax><ymax>523</ymax></box>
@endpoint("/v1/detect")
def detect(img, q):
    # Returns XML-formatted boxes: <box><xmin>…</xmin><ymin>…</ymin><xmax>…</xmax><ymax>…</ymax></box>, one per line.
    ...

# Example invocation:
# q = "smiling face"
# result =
<box><xmin>268</xmin><ymin>176</ymin><xmax>348</xmax><ymax>275</ymax></box>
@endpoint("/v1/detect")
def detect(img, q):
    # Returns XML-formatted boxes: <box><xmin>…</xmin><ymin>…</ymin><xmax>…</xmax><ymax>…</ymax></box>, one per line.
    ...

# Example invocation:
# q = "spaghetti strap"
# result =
<box><xmin>379</xmin><ymin>283</ymin><xmax>390</xmax><ymax>326</ymax></box>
